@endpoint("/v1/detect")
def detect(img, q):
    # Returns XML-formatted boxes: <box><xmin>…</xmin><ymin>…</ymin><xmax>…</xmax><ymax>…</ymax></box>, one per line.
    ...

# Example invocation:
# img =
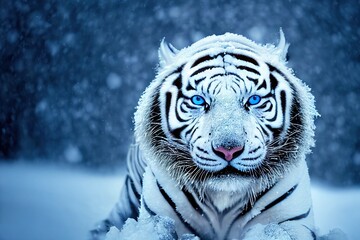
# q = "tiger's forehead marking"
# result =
<box><xmin>180</xmin><ymin>50</ymin><xmax>268</xmax><ymax>97</ymax></box>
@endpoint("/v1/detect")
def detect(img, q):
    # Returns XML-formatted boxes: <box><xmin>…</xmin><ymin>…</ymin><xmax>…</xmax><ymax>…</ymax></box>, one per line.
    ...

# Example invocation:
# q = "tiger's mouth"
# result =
<box><xmin>206</xmin><ymin>165</ymin><xmax>260</xmax><ymax>181</ymax></box>
<box><xmin>215</xmin><ymin>165</ymin><xmax>242</xmax><ymax>176</ymax></box>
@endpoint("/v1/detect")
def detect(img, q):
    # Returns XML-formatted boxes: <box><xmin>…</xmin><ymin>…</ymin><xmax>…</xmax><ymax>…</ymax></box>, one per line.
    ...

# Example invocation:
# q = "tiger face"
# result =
<box><xmin>136</xmin><ymin>32</ymin><xmax>316</xmax><ymax>187</ymax></box>
<box><xmin>160</xmin><ymin>52</ymin><xmax>293</xmax><ymax>174</ymax></box>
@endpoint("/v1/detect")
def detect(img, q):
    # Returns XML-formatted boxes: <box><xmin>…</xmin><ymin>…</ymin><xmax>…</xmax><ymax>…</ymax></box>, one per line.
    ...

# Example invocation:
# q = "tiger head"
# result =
<box><xmin>135</xmin><ymin>31</ymin><xmax>317</xmax><ymax>191</ymax></box>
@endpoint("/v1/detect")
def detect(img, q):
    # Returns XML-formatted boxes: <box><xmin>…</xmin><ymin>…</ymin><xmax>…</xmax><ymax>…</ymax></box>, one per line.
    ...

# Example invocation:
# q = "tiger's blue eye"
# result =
<box><xmin>191</xmin><ymin>95</ymin><xmax>206</xmax><ymax>106</ymax></box>
<box><xmin>248</xmin><ymin>95</ymin><xmax>261</xmax><ymax>105</ymax></box>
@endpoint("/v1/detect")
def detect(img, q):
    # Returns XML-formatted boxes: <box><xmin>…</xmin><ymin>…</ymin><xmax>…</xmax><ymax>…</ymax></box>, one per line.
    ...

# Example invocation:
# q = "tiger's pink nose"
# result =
<box><xmin>214</xmin><ymin>146</ymin><xmax>244</xmax><ymax>161</ymax></box>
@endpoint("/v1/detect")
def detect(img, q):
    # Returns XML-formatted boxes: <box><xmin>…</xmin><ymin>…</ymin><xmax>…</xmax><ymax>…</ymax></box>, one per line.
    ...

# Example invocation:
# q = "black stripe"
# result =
<box><xmin>165</xmin><ymin>92</ymin><xmax>189</xmax><ymax>139</ymax></box>
<box><xmin>235</xmin><ymin>184</ymin><xmax>275</xmax><ymax>217</ymax></box>
<box><xmin>193</xmin><ymin>136</ymin><xmax>202</xmax><ymax>144</ymax></box>
<box><xmin>207</xmin><ymin>79</ymin><xmax>218</xmax><ymax>93</ymax></box>
<box><xmin>182</xmin><ymin>189</ymin><xmax>217</xmax><ymax>237</ymax></box>
<box><xmin>186</xmin><ymin>82</ymin><xmax>195</xmax><ymax>91</ymax></box>
<box><xmin>238</xmin><ymin>156</ymin><xmax>261</xmax><ymax>161</ymax></box>
<box><xmin>195</xmin><ymin>154</ymin><xmax>218</xmax><ymax>162</ymax></box>
<box><xmin>266</xmin><ymin>124</ymin><xmax>283</xmax><ymax>140</ymax></box>
<box><xmin>266</xmin><ymin>98</ymin><xmax>278</xmax><ymax>122</ymax></box>
<box><xmin>196</xmin><ymin>146</ymin><xmax>209</xmax><ymax>154</ymax></box>
<box><xmin>188</xmin><ymin>125</ymin><xmax>198</xmax><ymax>141</ymax></box>
<box><xmin>237</xmin><ymin>65</ymin><xmax>260</xmax><ymax>75</ymax></box>
<box><xmin>183</xmin><ymin>189</ymin><xmax>202</xmax><ymax>212</ymax></box>
<box><xmin>269</xmin><ymin>74</ymin><xmax>279</xmax><ymax>90</ymax></box>
<box><xmin>303</xmin><ymin>225</ymin><xmax>317</xmax><ymax>240</ymax></box>
<box><xmin>174</xmin><ymin>100</ymin><xmax>187</xmax><ymax>122</ymax></box>
<box><xmin>230</xmin><ymin>85</ymin><xmax>237</xmax><ymax>93</ymax></box>
<box><xmin>125</xmin><ymin>177</ymin><xmax>140</xmax><ymax>218</ymax></box>
<box><xmin>190</xmin><ymin>66</ymin><xmax>217</xmax><ymax>78</ymax></box>
<box><xmin>248</xmin><ymin>146</ymin><xmax>261</xmax><ymax>154</ymax></box>
<box><xmin>257</xmin><ymin>100</ymin><xmax>271</xmax><ymax>110</ymax></box>
<box><xmin>171</xmin><ymin>125</ymin><xmax>188</xmax><ymax>140</ymax></box>
<box><xmin>258</xmin><ymin>80</ymin><xmax>267</xmax><ymax>90</ymax></box>
<box><xmin>194</xmin><ymin>76</ymin><xmax>206</xmax><ymax>85</ymax></box>
<box><xmin>194</xmin><ymin>158</ymin><xmax>221</xmax><ymax>166</ymax></box>
<box><xmin>262</xmin><ymin>102</ymin><xmax>273</xmax><ymax>113</ymax></box>
<box><xmin>279</xmin><ymin>208</ymin><xmax>311</xmax><ymax>224</ymax></box>
<box><xmin>143</xmin><ymin>199</ymin><xmax>156</xmax><ymax>216</ymax></box>
<box><xmin>184</xmin><ymin>102</ymin><xmax>198</xmax><ymax>110</ymax></box>
<box><xmin>231</xmin><ymin>78</ymin><xmax>241</xmax><ymax>89</ymax></box>
<box><xmin>254</xmin><ymin>184</ymin><xmax>276</xmax><ymax>203</ymax></box>
<box><xmin>180</xmin><ymin>102</ymin><xmax>187</xmax><ymax>113</ymax></box>
<box><xmin>165</xmin><ymin>92</ymin><xmax>172</xmax><ymax>125</ymax></box>
<box><xmin>258</xmin><ymin>124</ymin><xmax>270</xmax><ymax>138</ymax></box>
<box><xmin>247</xmin><ymin>77</ymin><xmax>258</xmax><ymax>85</ymax></box>
<box><xmin>280</xmin><ymin>90</ymin><xmax>287</xmax><ymax>117</ymax></box>
<box><xmin>191</xmin><ymin>55</ymin><xmax>214</xmax><ymax>68</ymax></box>
<box><xmin>213</xmin><ymin>81</ymin><xmax>222</xmax><ymax>95</ymax></box>
<box><xmin>157</xmin><ymin>182</ymin><xmax>201</xmax><ymax>237</ymax></box>
<box><xmin>256</xmin><ymin>126</ymin><xmax>266</xmax><ymax>142</ymax></box>
<box><xmin>161</xmin><ymin>67</ymin><xmax>184</xmax><ymax>85</ymax></box>
<box><xmin>262</xmin><ymin>184</ymin><xmax>298</xmax><ymax>213</ymax></box>
<box><xmin>231</xmin><ymin>54</ymin><xmax>259</xmax><ymax>66</ymax></box>
<box><xmin>127</xmin><ymin>176</ymin><xmax>141</xmax><ymax>200</ymax></box>
<box><xmin>268</xmin><ymin>64</ymin><xmax>287</xmax><ymax>79</ymax></box>
<box><xmin>210</xmin><ymin>73</ymin><xmax>224</xmax><ymax>79</ymax></box>
<box><xmin>226</xmin><ymin>72</ymin><xmax>243</xmax><ymax>79</ymax></box>
<box><xmin>184</xmin><ymin>125</ymin><xmax>196</xmax><ymax>139</ymax></box>
<box><xmin>173</xmin><ymin>76</ymin><xmax>182</xmax><ymax>89</ymax></box>
<box><xmin>225</xmin><ymin>184</ymin><xmax>275</xmax><ymax>239</ymax></box>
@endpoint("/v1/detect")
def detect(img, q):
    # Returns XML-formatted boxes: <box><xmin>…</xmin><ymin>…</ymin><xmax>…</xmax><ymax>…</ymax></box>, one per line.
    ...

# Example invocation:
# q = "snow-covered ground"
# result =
<box><xmin>0</xmin><ymin>162</ymin><xmax>359</xmax><ymax>240</ymax></box>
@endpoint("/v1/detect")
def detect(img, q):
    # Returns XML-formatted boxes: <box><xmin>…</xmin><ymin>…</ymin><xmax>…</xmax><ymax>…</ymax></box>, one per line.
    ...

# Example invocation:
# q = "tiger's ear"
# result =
<box><xmin>159</xmin><ymin>38</ymin><xmax>179</xmax><ymax>68</ymax></box>
<box><xmin>275</xmin><ymin>28</ymin><xmax>290</xmax><ymax>62</ymax></box>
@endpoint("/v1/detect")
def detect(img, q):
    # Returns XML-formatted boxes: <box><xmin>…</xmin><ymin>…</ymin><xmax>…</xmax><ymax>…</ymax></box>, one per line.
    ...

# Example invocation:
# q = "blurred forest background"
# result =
<box><xmin>1</xmin><ymin>0</ymin><xmax>359</xmax><ymax>186</ymax></box>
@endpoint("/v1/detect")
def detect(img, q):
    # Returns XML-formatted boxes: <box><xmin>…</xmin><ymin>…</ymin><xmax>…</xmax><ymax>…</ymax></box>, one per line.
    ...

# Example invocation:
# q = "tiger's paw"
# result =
<box><xmin>242</xmin><ymin>223</ymin><xmax>292</xmax><ymax>240</ymax></box>
<box><xmin>89</xmin><ymin>220</ymin><xmax>111</xmax><ymax>240</ymax></box>
<box><xmin>109</xmin><ymin>215</ymin><xmax>178</xmax><ymax>240</ymax></box>
<box><xmin>318</xmin><ymin>228</ymin><xmax>348</xmax><ymax>240</ymax></box>
<box><xmin>179</xmin><ymin>233</ymin><xmax>200</xmax><ymax>240</ymax></box>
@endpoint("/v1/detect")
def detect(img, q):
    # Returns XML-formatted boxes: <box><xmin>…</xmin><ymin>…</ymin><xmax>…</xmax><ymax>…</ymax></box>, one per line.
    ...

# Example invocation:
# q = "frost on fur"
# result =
<box><xmin>105</xmin><ymin>215</ymin><xmax>347</xmax><ymax>240</ymax></box>
<box><xmin>106</xmin><ymin>215</ymin><xmax>199</xmax><ymax>240</ymax></box>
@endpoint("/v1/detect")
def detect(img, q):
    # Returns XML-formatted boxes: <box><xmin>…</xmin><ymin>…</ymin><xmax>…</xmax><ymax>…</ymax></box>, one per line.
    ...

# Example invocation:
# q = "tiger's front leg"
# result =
<box><xmin>242</xmin><ymin>222</ymin><xmax>315</xmax><ymax>240</ymax></box>
<box><xmin>90</xmin><ymin>144</ymin><xmax>146</xmax><ymax>240</ymax></box>
<box><xmin>242</xmin><ymin>223</ymin><xmax>291</xmax><ymax>240</ymax></box>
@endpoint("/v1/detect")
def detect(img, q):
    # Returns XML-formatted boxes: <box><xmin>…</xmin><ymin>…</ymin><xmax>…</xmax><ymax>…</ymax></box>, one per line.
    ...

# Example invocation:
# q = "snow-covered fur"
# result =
<box><xmin>91</xmin><ymin>31</ymin><xmax>318</xmax><ymax>240</ymax></box>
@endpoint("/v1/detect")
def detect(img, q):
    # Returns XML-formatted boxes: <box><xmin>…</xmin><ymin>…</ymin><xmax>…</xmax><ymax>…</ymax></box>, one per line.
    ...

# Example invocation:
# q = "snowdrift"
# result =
<box><xmin>0</xmin><ymin>163</ymin><xmax>358</xmax><ymax>240</ymax></box>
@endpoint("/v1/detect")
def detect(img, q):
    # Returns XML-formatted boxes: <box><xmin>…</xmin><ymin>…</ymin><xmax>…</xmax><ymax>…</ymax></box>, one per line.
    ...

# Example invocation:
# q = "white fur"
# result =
<box><xmin>133</xmin><ymin>32</ymin><xmax>317</xmax><ymax>239</ymax></box>
<box><xmin>96</xmin><ymin>32</ymin><xmax>318</xmax><ymax>240</ymax></box>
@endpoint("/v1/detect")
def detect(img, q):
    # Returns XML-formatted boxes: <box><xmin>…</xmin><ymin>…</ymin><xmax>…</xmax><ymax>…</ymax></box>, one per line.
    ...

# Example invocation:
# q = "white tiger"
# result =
<box><xmin>91</xmin><ymin>30</ymin><xmax>318</xmax><ymax>240</ymax></box>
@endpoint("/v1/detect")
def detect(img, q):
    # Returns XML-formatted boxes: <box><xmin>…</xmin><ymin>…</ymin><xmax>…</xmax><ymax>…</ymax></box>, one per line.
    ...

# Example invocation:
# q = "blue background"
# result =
<box><xmin>1</xmin><ymin>0</ymin><xmax>359</xmax><ymax>186</ymax></box>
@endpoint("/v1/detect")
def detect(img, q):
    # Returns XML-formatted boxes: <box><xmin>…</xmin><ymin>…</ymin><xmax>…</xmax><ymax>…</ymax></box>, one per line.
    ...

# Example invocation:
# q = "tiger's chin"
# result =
<box><xmin>190</xmin><ymin>157</ymin><xmax>270</xmax><ymax>192</ymax></box>
<box><xmin>202</xmin><ymin>169</ymin><xmax>257</xmax><ymax>197</ymax></box>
